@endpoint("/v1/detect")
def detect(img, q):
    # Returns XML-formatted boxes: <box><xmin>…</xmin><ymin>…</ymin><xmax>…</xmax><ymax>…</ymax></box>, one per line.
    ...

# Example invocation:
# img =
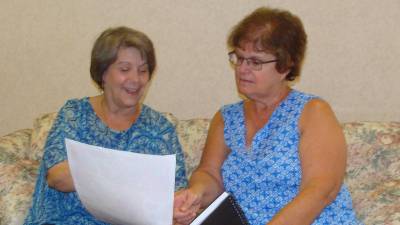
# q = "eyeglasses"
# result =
<box><xmin>228</xmin><ymin>51</ymin><xmax>278</xmax><ymax>71</ymax></box>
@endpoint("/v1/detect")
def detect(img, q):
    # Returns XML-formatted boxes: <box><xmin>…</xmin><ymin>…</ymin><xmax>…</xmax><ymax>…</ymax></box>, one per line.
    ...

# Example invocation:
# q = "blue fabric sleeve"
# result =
<box><xmin>172</xmin><ymin>129</ymin><xmax>188</xmax><ymax>190</ymax></box>
<box><xmin>42</xmin><ymin>100</ymin><xmax>80</xmax><ymax>171</ymax></box>
<box><xmin>170</xmin><ymin>128</ymin><xmax>187</xmax><ymax>191</ymax></box>
<box><xmin>162</xmin><ymin>125</ymin><xmax>188</xmax><ymax>190</ymax></box>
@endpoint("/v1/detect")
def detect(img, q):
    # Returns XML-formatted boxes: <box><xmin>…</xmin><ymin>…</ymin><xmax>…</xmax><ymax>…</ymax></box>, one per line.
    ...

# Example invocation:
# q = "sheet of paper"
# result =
<box><xmin>65</xmin><ymin>138</ymin><xmax>176</xmax><ymax>225</ymax></box>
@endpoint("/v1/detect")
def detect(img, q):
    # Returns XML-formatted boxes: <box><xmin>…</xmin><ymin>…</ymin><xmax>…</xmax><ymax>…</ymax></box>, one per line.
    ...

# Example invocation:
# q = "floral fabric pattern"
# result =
<box><xmin>0</xmin><ymin>129</ymin><xmax>32</xmax><ymax>162</ymax></box>
<box><xmin>176</xmin><ymin>119</ymin><xmax>210</xmax><ymax>177</ymax></box>
<box><xmin>343</xmin><ymin>122</ymin><xmax>400</xmax><ymax>224</ymax></box>
<box><xmin>30</xmin><ymin>113</ymin><xmax>57</xmax><ymax>162</ymax></box>
<box><xmin>0</xmin><ymin>129</ymin><xmax>37</xmax><ymax>225</ymax></box>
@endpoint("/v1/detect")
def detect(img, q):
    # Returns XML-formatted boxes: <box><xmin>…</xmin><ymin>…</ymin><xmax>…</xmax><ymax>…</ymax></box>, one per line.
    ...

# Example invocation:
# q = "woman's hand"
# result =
<box><xmin>173</xmin><ymin>111</ymin><xmax>229</xmax><ymax>224</ymax></box>
<box><xmin>173</xmin><ymin>188</ymin><xmax>202</xmax><ymax>225</ymax></box>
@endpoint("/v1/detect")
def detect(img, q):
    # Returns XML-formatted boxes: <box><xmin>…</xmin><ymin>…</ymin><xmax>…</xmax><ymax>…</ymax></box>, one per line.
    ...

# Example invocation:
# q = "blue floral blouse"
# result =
<box><xmin>221</xmin><ymin>90</ymin><xmax>362</xmax><ymax>225</ymax></box>
<box><xmin>24</xmin><ymin>98</ymin><xmax>187</xmax><ymax>225</ymax></box>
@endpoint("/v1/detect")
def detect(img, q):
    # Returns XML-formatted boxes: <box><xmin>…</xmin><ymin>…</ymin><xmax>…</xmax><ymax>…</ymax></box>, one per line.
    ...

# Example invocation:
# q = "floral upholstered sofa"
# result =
<box><xmin>0</xmin><ymin>112</ymin><xmax>399</xmax><ymax>225</ymax></box>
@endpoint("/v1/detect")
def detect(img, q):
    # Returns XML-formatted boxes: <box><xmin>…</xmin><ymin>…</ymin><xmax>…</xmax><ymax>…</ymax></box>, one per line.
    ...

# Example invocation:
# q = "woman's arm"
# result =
<box><xmin>47</xmin><ymin>160</ymin><xmax>75</xmax><ymax>192</ymax></box>
<box><xmin>268</xmin><ymin>99</ymin><xmax>347</xmax><ymax>225</ymax></box>
<box><xmin>174</xmin><ymin>111</ymin><xmax>230</xmax><ymax>224</ymax></box>
<box><xmin>189</xmin><ymin>111</ymin><xmax>230</xmax><ymax>205</ymax></box>
<box><xmin>43</xmin><ymin>100</ymin><xmax>81</xmax><ymax>193</ymax></box>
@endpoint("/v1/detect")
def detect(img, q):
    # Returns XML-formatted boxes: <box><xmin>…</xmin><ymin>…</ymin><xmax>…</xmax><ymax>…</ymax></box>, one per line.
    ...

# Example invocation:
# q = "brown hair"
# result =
<box><xmin>90</xmin><ymin>26</ymin><xmax>156</xmax><ymax>89</ymax></box>
<box><xmin>228</xmin><ymin>7</ymin><xmax>307</xmax><ymax>81</ymax></box>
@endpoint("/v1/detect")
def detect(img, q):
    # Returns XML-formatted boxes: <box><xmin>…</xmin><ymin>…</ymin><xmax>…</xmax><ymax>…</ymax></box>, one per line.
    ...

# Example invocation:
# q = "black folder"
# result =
<box><xmin>190</xmin><ymin>192</ymin><xmax>249</xmax><ymax>225</ymax></box>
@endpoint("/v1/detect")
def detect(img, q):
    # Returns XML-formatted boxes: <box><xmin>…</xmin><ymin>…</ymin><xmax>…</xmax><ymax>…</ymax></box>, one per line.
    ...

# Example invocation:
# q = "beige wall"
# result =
<box><xmin>1</xmin><ymin>0</ymin><xmax>399</xmax><ymax>136</ymax></box>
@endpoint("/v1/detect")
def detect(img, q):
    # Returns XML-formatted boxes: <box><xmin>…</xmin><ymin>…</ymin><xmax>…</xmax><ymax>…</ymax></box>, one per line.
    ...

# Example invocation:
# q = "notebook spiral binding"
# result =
<box><xmin>228</xmin><ymin>195</ymin><xmax>250</xmax><ymax>225</ymax></box>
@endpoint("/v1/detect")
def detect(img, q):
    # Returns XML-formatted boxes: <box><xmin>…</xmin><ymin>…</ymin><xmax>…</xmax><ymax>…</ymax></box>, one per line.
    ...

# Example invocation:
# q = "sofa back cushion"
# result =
<box><xmin>342</xmin><ymin>121</ymin><xmax>400</xmax><ymax>224</ymax></box>
<box><xmin>176</xmin><ymin>119</ymin><xmax>210</xmax><ymax>177</ymax></box>
<box><xmin>30</xmin><ymin>113</ymin><xmax>58</xmax><ymax>161</ymax></box>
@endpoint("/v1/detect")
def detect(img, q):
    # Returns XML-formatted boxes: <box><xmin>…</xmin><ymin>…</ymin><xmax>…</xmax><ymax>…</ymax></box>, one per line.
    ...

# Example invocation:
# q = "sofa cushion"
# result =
<box><xmin>176</xmin><ymin>119</ymin><xmax>210</xmax><ymax>178</ymax></box>
<box><xmin>343</xmin><ymin>121</ymin><xmax>400</xmax><ymax>224</ymax></box>
<box><xmin>0</xmin><ymin>129</ymin><xmax>38</xmax><ymax>225</ymax></box>
<box><xmin>0</xmin><ymin>129</ymin><xmax>32</xmax><ymax>161</ymax></box>
<box><xmin>162</xmin><ymin>112</ymin><xmax>179</xmax><ymax>127</ymax></box>
<box><xmin>0</xmin><ymin>160</ymin><xmax>39</xmax><ymax>225</ymax></box>
<box><xmin>30</xmin><ymin>112</ymin><xmax>57</xmax><ymax>161</ymax></box>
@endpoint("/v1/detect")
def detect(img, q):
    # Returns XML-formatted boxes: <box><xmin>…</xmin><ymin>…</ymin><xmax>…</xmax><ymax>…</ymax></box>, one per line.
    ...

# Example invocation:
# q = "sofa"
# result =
<box><xmin>0</xmin><ymin>112</ymin><xmax>399</xmax><ymax>225</ymax></box>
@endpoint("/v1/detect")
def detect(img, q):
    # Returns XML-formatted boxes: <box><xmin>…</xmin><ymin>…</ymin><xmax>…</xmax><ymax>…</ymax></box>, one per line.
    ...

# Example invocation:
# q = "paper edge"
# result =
<box><xmin>189</xmin><ymin>192</ymin><xmax>229</xmax><ymax>225</ymax></box>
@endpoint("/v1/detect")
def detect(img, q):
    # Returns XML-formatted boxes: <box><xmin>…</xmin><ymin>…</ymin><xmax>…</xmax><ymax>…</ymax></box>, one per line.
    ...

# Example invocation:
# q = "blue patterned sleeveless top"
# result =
<box><xmin>221</xmin><ymin>90</ymin><xmax>362</xmax><ymax>225</ymax></box>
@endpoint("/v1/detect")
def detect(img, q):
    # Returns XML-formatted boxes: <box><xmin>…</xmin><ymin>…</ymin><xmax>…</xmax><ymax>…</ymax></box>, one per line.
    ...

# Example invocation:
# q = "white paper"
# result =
<box><xmin>65</xmin><ymin>138</ymin><xmax>176</xmax><ymax>225</ymax></box>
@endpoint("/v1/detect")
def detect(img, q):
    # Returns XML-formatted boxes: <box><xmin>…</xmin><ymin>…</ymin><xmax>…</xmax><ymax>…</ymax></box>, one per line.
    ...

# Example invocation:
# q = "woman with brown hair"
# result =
<box><xmin>174</xmin><ymin>7</ymin><xmax>361</xmax><ymax>225</ymax></box>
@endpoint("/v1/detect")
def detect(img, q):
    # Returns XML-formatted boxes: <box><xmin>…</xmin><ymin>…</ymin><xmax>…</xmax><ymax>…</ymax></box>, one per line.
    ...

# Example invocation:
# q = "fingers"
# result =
<box><xmin>174</xmin><ymin>189</ymin><xmax>187</xmax><ymax>209</ymax></box>
<box><xmin>174</xmin><ymin>218</ymin><xmax>194</xmax><ymax>225</ymax></box>
<box><xmin>174</xmin><ymin>189</ymin><xmax>200</xmax><ymax>211</ymax></box>
<box><xmin>174</xmin><ymin>211</ymin><xmax>196</xmax><ymax>225</ymax></box>
<box><xmin>173</xmin><ymin>208</ymin><xmax>196</xmax><ymax>225</ymax></box>
<box><xmin>173</xmin><ymin>189</ymin><xmax>202</xmax><ymax>225</ymax></box>
<box><xmin>180</xmin><ymin>189</ymin><xmax>201</xmax><ymax>211</ymax></box>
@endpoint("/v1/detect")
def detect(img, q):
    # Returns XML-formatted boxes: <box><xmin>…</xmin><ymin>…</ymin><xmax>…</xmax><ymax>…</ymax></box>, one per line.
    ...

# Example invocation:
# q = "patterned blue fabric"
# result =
<box><xmin>24</xmin><ymin>97</ymin><xmax>187</xmax><ymax>225</ymax></box>
<box><xmin>221</xmin><ymin>90</ymin><xmax>362</xmax><ymax>225</ymax></box>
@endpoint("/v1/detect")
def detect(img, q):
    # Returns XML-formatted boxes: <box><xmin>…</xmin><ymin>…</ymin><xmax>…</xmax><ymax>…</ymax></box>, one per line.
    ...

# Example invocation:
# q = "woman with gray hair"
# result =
<box><xmin>24</xmin><ymin>26</ymin><xmax>187</xmax><ymax>225</ymax></box>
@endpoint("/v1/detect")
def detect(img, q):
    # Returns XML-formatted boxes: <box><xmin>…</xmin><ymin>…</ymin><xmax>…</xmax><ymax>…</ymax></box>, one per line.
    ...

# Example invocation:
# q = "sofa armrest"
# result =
<box><xmin>1</xmin><ymin>129</ymin><xmax>39</xmax><ymax>225</ymax></box>
<box><xmin>0</xmin><ymin>129</ymin><xmax>33</xmax><ymax>161</ymax></box>
<box><xmin>343</xmin><ymin>121</ymin><xmax>400</xmax><ymax>224</ymax></box>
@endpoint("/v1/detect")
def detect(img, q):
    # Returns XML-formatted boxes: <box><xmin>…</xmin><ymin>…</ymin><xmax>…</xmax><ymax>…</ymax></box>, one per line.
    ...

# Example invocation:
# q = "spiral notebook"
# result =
<box><xmin>190</xmin><ymin>192</ymin><xmax>249</xmax><ymax>225</ymax></box>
